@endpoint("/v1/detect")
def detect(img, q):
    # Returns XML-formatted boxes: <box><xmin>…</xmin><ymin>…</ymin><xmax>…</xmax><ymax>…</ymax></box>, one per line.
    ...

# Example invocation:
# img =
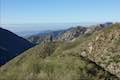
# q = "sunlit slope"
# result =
<box><xmin>64</xmin><ymin>24</ymin><xmax>120</xmax><ymax>78</ymax></box>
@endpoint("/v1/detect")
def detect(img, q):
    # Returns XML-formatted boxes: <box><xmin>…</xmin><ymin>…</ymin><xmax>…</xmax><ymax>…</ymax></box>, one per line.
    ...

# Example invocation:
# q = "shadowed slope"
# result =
<box><xmin>0</xmin><ymin>27</ymin><xmax>34</xmax><ymax>65</ymax></box>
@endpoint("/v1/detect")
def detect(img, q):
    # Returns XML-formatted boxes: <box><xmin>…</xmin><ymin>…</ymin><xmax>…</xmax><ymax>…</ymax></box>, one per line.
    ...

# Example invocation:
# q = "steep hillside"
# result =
<box><xmin>0</xmin><ymin>28</ymin><xmax>34</xmax><ymax>65</ymax></box>
<box><xmin>64</xmin><ymin>23</ymin><xmax>120</xmax><ymax>78</ymax></box>
<box><xmin>0</xmin><ymin>24</ymin><xmax>119</xmax><ymax>80</ymax></box>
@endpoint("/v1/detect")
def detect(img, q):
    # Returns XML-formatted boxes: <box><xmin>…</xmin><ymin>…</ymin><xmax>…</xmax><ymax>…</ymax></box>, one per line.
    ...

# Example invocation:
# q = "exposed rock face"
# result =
<box><xmin>57</xmin><ymin>23</ymin><xmax>113</xmax><ymax>41</ymax></box>
<box><xmin>0</xmin><ymin>27</ymin><xmax>34</xmax><ymax>65</ymax></box>
<box><xmin>79</xmin><ymin>24</ymin><xmax>120</xmax><ymax>78</ymax></box>
<box><xmin>58</xmin><ymin>26</ymin><xmax>87</xmax><ymax>41</ymax></box>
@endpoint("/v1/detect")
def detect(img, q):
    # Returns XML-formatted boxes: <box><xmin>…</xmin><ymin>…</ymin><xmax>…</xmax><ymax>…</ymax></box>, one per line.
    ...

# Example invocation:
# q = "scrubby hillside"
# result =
<box><xmin>63</xmin><ymin>23</ymin><xmax>120</xmax><ymax>78</ymax></box>
<box><xmin>0</xmin><ymin>24</ymin><xmax>119</xmax><ymax>80</ymax></box>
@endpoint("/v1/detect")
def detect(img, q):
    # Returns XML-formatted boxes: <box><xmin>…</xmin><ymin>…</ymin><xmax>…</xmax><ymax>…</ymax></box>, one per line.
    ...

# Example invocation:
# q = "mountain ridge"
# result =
<box><xmin>26</xmin><ymin>22</ymin><xmax>113</xmax><ymax>44</ymax></box>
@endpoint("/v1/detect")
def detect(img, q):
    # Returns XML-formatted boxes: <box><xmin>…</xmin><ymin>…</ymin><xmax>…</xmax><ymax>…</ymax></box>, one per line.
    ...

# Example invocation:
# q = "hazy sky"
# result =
<box><xmin>1</xmin><ymin>0</ymin><xmax>120</xmax><ymax>25</ymax></box>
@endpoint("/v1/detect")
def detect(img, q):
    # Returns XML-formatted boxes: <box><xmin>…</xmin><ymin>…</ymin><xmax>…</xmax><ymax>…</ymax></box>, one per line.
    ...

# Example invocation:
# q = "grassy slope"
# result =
<box><xmin>0</xmin><ymin>24</ymin><xmax>120</xmax><ymax>80</ymax></box>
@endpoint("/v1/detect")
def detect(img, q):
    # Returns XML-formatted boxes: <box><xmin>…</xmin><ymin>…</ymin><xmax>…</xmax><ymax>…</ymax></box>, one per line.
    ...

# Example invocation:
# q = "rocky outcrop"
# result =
<box><xmin>78</xmin><ymin>24</ymin><xmax>120</xmax><ymax>78</ymax></box>
<box><xmin>57</xmin><ymin>26</ymin><xmax>87</xmax><ymax>41</ymax></box>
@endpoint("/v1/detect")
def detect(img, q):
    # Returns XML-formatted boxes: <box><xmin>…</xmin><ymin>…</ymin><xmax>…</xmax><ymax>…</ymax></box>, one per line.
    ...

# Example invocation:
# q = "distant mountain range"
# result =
<box><xmin>26</xmin><ymin>22</ymin><xmax>113</xmax><ymax>44</ymax></box>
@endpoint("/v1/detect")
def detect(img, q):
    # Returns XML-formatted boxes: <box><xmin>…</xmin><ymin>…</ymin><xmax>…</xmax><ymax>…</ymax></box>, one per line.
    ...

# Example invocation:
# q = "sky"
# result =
<box><xmin>0</xmin><ymin>0</ymin><xmax>120</xmax><ymax>25</ymax></box>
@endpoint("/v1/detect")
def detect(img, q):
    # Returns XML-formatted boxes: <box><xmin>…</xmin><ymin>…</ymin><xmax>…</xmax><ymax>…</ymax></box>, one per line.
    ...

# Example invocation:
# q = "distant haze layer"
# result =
<box><xmin>1</xmin><ymin>23</ymin><xmax>98</xmax><ymax>33</ymax></box>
